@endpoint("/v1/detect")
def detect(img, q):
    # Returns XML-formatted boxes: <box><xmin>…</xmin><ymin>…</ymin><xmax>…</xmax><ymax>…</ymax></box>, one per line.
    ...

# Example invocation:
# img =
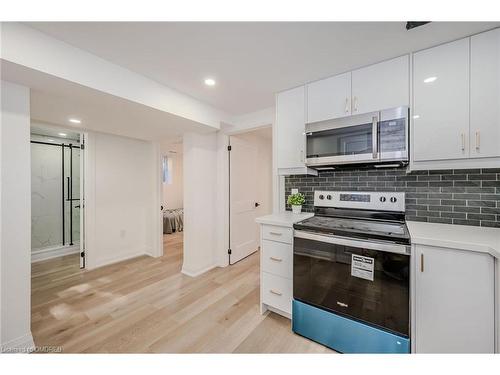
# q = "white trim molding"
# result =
<box><xmin>31</xmin><ymin>245</ymin><xmax>79</xmax><ymax>263</ymax></box>
<box><xmin>181</xmin><ymin>264</ymin><xmax>217</xmax><ymax>278</ymax></box>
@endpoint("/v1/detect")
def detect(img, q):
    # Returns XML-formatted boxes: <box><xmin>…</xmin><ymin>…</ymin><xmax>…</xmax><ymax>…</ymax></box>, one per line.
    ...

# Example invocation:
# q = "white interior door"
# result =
<box><xmin>229</xmin><ymin>135</ymin><xmax>259</xmax><ymax>264</ymax></box>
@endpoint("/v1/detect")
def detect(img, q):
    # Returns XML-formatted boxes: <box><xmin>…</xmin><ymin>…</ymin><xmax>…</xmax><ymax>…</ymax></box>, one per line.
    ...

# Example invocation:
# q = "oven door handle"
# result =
<box><xmin>294</xmin><ymin>230</ymin><xmax>410</xmax><ymax>255</ymax></box>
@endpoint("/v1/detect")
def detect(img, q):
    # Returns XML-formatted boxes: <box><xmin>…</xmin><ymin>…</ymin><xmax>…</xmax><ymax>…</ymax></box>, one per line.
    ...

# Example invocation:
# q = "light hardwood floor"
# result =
<box><xmin>31</xmin><ymin>232</ymin><xmax>332</xmax><ymax>353</ymax></box>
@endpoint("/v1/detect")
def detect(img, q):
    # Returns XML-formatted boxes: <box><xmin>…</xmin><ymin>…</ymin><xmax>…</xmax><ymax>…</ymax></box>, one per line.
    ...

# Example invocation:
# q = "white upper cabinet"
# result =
<box><xmin>413</xmin><ymin>38</ymin><xmax>470</xmax><ymax>162</ymax></box>
<box><xmin>276</xmin><ymin>86</ymin><xmax>307</xmax><ymax>170</ymax></box>
<box><xmin>351</xmin><ymin>55</ymin><xmax>409</xmax><ymax>115</ymax></box>
<box><xmin>306</xmin><ymin>72</ymin><xmax>351</xmax><ymax>123</ymax></box>
<box><xmin>470</xmin><ymin>28</ymin><xmax>500</xmax><ymax>159</ymax></box>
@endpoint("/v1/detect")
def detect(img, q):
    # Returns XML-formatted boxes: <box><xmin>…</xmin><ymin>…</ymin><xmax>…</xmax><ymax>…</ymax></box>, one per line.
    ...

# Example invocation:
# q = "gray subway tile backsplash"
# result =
<box><xmin>284</xmin><ymin>167</ymin><xmax>500</xmax><ymax>228</ymax></box>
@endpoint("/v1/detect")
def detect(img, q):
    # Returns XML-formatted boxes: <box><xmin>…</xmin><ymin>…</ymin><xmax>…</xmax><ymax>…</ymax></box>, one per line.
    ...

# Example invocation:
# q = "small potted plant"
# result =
<box><xmin>288</xmin><ymin>192</ymin><xmax>305</xmax><ymax>214</ymax></box>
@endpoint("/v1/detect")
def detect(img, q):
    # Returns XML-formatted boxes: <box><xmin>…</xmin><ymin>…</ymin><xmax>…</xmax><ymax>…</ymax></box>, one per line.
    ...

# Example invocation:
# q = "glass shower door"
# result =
<box><xmin>63</xmin><ymin>144</ymin><xmax>80</xmax><ymax>246</ymax></box>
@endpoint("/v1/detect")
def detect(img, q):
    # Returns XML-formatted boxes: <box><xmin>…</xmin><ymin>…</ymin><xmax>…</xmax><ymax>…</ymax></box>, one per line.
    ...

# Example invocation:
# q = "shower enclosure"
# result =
<box><xmin>31</xmin><ymin>133</ymin><xmax>83</xmax><ymax>265</ymax></box>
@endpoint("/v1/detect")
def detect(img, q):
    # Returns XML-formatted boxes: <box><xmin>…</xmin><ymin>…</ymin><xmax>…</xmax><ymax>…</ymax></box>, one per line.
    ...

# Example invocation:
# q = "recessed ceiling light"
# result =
<box><xmin>413</xmin><ymin>115</ymin><xmax>420</xmax><ymax>119</ymax></box>
<box><xmin>423</xmin><ymin>76</ymin><xmax>437</xmax><ymax>83</ymax></box>
<box><xmin>47</xmin><ymin>139</ymin><xmax>55</xmax><ymax>142</ymax></box>
<box><xmin>69</xmin><ymin>118</ymin><xmax>81</xmax><ymax>124</ymax></box>
<box><xmin>58</xmin><ymin>133</ymin><xmax>67</xmax><ymax>137</ymax></box>
<box><xmin>204</xmin><ymin>78</ymin><xmax>216</xmax><ymax>86</ymax></box>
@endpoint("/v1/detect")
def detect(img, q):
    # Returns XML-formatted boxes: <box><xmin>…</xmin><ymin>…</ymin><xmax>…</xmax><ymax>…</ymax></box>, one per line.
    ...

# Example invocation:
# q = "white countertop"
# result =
<box><xmin>407</xmin><ymin>221</ymin><xmax>500</xmax><ymax>259</ymax></box>
<box><xmin>255</xmin><ymin>211</ymin><xmax>314</xmax><ymax>228</ymax></box>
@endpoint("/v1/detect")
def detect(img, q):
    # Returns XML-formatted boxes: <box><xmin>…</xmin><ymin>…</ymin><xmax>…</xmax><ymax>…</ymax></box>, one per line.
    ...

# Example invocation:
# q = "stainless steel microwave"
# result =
<box><xmin>305</xmin><ymin>106</ymin><xmax>409</xmax><ymax>167</ymax></box>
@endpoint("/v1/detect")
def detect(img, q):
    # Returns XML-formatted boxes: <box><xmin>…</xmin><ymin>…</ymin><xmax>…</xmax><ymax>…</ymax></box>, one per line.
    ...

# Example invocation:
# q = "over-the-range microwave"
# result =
<box><xmin>305</xmin><ymin>106</ymin><xmax>409</xmax><ymax>168</ymax></box>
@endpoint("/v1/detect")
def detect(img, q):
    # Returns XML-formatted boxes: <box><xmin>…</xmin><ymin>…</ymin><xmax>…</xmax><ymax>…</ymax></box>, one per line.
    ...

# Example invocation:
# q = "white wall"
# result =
<box><xmin>182</xmin><ymin>132</ymin><xmax>218</xmax><ymax>276</ymax></box>
<box><xmin>85</xmin><ymin>132</ymin><xmax>159</xmax><ymax>269</ymax></box>
<box><xmin>0</xmin><ymin>81</ymin><xmax>34</xmax><ymax>351</ymax></box>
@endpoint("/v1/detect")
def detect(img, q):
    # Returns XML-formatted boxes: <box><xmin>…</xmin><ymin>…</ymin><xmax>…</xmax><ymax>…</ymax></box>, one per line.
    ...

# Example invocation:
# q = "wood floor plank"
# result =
<box><xmin>31</xmin><ymin>232</ymin><xmax>333</xmax><ymax>353</ymax></box>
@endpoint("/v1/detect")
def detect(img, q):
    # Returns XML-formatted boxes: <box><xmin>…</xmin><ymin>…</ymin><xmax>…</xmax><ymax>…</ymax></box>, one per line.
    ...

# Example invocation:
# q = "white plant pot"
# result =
<box><xmin>292</xmin><ymin>205</ymin><xmax>302</xmax><ymax>214</ymax></box>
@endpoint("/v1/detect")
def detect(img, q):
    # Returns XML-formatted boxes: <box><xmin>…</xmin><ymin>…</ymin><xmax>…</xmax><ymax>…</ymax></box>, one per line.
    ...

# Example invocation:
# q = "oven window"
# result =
<box><xmin>306</xmin><ymin>123</ymin><xmax>373</xmax><ymax>158</ymax></box>
<box><xmin>293</xmin><ymin>237</ymin><xmax>409</xmax><ymax>337</ymax></box>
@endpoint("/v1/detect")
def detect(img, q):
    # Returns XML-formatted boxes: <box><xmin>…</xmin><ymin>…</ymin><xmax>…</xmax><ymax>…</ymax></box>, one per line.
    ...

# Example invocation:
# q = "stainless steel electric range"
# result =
<box><xmin>291</xmin><ymin>190</ymin><xmax>411</xmax><ymax>354</ymax></box>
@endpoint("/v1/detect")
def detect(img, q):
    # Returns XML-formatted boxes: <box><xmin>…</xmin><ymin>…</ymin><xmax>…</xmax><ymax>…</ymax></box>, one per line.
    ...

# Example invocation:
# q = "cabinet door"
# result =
<box><xmin>306</xmin><ymin>72</ymin><xmax>351</xmax><ymax>123</ymax></box>
<box><xmin>276</xmin><ymin>86</ymin><xmax>306</xmax><ymax>169</ymax></box>
<box><xmin>413</xmin><ymin>38</ymin><xmax>470</xmax><ymax>162</ymax></box>
<box><xmin>351</xmin><ymin>55</ymin><xmax>409</xmax><ymax>115</ymax></box>
<box><xmin>415</xmin><ymin>245</ymin><xmax>495</xmax><ymax>353</ymax></box>
<box><xmin>470</xmin><ymin>28</ymin><xmax>500</xmax><ymax>158</ymax></box>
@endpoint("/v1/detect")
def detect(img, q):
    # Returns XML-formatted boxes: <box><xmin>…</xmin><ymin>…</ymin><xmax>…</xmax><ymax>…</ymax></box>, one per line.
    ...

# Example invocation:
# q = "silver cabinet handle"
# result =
<box><xmin>353</xmin><ymin>96</ymin><xmax>358</xmax><ymax>112</ymax></box>
<box><xmin>372</xmin><ymin>116</ymin><xmax>378</xmax><ymax>159</ymax></box>
<box><xmin>270</xmin><ymin>256</ymin><xmax>283</xmax><ymax>262</ymax></box>
<box><xmin>300</xmin><ymin>149</ymin><xmax>304</xmax><ymax>163</ymax></box>
<box><xmin>270</xmin><ymin>289</ymin><xmax>282</xmax><ymax>296</ymax></box>
<box><xmin>475</xmin><ymin>131</ymin><xmax>480</xmax><ymax>150</ymax></box>
<box><xmin>420</xmin><ymin>253</ymin><xmax>424</xmax><ymax>273</ymax></box>
<box><xmin>461</xmin><ymin>133</ymin><xmax>465</xmax><ymax>151</ymax></box>
<box><xmin>269</xmin><ymin>232</ymin><xmax>282</xmax><ymax>236</ymax></box>
<box><xmin>345</xmin><ymin>97</ymin><xmax>349</xmax><ymax>113</ymax></box>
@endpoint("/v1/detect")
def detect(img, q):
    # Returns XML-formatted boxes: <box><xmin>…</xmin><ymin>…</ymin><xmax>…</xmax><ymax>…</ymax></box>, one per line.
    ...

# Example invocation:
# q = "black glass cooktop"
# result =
<box><xmin>294</xmin><ymin>214</ymin><xmax>410</xmax><ymax>244</ymax></box>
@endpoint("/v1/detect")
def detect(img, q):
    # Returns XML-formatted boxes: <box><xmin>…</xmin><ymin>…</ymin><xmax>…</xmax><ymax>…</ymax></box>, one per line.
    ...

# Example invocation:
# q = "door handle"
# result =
<box><xmin>345</xmin><ymin>97</ymin><xmax>349</xmax><ymax>113</ymax></box>
<box><xmin>269</xmin><ymin>232</ymin><xmax>282</xmax><ymax>236</ymax></box>
<box><xmin>255</xmin><ymin>202</ymin><xmax>260</xmax><ymax>208</ymax></box>
<box><xmin>270</xmin><ymin>289</ymin><xmax>282</xmax><ymax>296</ymax></box>
<box><xmin>461</xmin><ymin>133</ymin><xmax>465</xmax><ymax>151</ymax></box>
<box><xmin>269</xmin><ymin>256</ymin><xmax>283</xmax><ymax>262</ymax></box>
<box><xmin>372</xmin><ymin>116</ymin><xmax>378</xmax><ymax>159</ymax></box>
<box><xmin>353</xmin><ymin>96</ymin><xmax>358</xmax><ymax>112</ymax></box>
<box><xmin>420</xmin><ymin>253</ymin><xmax>424</xmax><ymax>273</ymax></box>
<box><xmin>475</xmin><ymin>131</ymin><xmax>480</xmax><ymax>150</ymax></box>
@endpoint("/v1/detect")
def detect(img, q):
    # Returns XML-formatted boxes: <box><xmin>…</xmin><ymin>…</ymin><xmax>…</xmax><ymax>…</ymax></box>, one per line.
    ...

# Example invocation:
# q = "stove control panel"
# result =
<box><xmin>314</xmin><ymin>191</ymin><xmax>405</xmax><ymax>212</ymax></box>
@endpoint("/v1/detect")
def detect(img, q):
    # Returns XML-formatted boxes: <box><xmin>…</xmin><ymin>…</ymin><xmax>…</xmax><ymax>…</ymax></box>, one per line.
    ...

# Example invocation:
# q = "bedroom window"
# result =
<box><xmin>162</xmin><ymin>155</ymin><xmax>173</xmax><ymax>184</ymax></box>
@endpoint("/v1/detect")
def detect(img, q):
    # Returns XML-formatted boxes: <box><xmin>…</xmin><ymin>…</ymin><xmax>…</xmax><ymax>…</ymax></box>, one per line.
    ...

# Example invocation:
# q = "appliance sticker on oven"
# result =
<box><xmin>351</xmin><ymin>254</ymin><xmax>374</xmax><ymax>281</ymax></box>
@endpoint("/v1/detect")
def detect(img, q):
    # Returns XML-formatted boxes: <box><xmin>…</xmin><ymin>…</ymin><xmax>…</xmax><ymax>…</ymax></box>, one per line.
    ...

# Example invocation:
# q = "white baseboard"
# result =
<box><xmin>87</xmin><ymin>250</ymin><xmax>145</xmax><ymax>270</ymax></box>
<box><xmin>31</xmin><ymin>245</ymin><xmax>80</xmax><ymax>263</ymax></box>
<box><xmin>181</xmin><ymin>264</ymin><xmax>217</xmax><ymax>277</ymax></box>
<box><xmin>1</xmin><ymin>332</ymin><xmax>35</xmax><ymax>353</ymax></box>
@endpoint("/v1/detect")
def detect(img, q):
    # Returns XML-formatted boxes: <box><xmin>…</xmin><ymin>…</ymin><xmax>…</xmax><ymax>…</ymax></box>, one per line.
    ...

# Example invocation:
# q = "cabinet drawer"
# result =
<box><xmin>262</xmin><ymin>240</ymin><xmax>292</xmax><ymax>278</ymax></box>
<box><xmin>262</xmin><ymin>225</ymin><xmax>293</xmax><ymax>244</ymax></box>
<box><xmin>262</xmin><ymin>272</ymin><xmax>292</xmax><ymax>315</ymax></box>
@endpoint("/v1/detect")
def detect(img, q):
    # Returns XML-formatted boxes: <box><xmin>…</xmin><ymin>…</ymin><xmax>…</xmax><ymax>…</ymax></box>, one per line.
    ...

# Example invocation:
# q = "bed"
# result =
<box><xmin>163</xmin><ymin>208</ymin><xmax>183</xmax><ymax>234</ymax></box>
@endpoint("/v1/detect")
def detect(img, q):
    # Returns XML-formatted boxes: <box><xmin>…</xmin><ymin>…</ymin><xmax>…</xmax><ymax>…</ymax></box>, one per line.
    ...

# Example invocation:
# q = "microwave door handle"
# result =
<box><xmin>372</xmin><ymin>116</ymin><xmax>378</xmax><ymax>159</ymax></box>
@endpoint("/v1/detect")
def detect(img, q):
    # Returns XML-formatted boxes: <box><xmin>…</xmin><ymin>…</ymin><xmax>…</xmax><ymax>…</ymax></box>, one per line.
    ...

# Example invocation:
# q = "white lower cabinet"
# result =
<box><xmin>260</xmin><ymin>224</ymin><xmax>293</xmax><ymax>317</ymax></box>
<box><xmin>261</xmin><ymin>272</ymin><xmax>292</xmax><ymax>315</ymax></box>
<box><xmin>262</xmin><ymin>240</ymin><xmax>293</xmax><ymax>279</ymax></box>
<box><xmin>414</xmin><ymin>244</ymin><xmax>495</xmax><ymax>353</ymax></box>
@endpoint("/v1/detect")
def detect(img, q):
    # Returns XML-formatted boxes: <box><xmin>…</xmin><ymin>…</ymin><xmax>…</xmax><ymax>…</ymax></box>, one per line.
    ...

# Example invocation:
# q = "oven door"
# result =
<box><xmin>305</xmin><ymin>111</ymin><xmax>379</xmax><ymax>166</ymax></box>
<box><xmin>293</xmin><ymin>230</ymin><xmax>410</xmax><ymax>337</ymax></box>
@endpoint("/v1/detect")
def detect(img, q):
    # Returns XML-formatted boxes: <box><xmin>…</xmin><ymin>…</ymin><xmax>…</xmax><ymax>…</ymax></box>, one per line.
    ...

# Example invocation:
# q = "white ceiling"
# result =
<box><xmin>2</xmin><ymin>61</ymin><xmax>213</xmax><ymax>141</ymax></box>
<box><xmin>26</xmin><ymin>22</ymin><xmax>500</xmax><ymax>115</ymax></box>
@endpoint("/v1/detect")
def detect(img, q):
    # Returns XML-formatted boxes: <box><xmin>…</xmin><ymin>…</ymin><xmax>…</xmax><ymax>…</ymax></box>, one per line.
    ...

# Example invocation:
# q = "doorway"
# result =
<box><xmin>160</xmin><ymin>138</ymin><xmax>184</xmax><ymax>259</ymax></box>
<box><xmin>229</xmin><ymin>126</ymin><xmax>273</xmax><ymax>264</ymax></box>
<box><xmin>30</xmin><ymin>123</ymin><xmax>86</xmax><ymax>268</ymax></box>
